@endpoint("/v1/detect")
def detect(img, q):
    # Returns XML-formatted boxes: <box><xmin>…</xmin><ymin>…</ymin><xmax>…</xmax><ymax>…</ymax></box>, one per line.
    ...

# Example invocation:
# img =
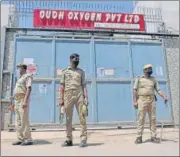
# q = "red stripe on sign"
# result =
<box><xmin>33</xmin><ymin>9</ymin><xmax>145</xmax><ymax>31</ymax></box>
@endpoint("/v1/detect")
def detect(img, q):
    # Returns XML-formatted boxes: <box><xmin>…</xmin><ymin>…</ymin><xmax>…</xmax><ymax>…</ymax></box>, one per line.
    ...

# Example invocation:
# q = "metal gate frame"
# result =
<box><xmin>1</xmin><ymin>27</ymin><xmax>179</xmax><ymax>130</ymax></box>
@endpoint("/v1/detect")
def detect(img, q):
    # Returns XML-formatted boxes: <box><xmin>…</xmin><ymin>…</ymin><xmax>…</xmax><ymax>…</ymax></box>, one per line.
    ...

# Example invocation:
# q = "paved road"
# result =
<box><xmin>1</xmin><ymin>140</ymin><xmax>179</xmax><ymax>156</ymax></box>
<box><xmin>1</xmin><ymin>129</ymin><xmax>179</xmax><ymax>156</ymax></box>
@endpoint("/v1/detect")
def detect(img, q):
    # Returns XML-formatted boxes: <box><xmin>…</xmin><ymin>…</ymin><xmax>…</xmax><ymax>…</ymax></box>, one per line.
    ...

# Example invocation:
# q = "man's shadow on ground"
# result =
<box><xmin>73</xmin><ymin>143</ymin><xmax>104</xmax><ymax>147</ymax></box>
<box><xmin>143</xmin><ymin>138</ymin><xmax>179</xmax><ymax>144</ymax></box>
<box><xmin>33</xmin><ymin>139</ymin><xmax>52</xmax><ymax>145</ymax></box>
<box><xmin>33</xmin><ymin>140</ymin><xmax>104</xmax><ymax>147</ymax></box>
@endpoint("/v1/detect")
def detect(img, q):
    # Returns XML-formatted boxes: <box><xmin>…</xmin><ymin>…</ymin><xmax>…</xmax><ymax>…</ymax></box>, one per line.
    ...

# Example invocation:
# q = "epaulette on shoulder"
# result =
<box><xmin>75</xmin><ymin>67</ymin><xmax>83</xmax><ymax>72</ymax></box>
<box><xmin>62</xmin><ymin>68</ymin><xmax>67</xmax><ymax>72</ymax></box>
<box><xmin>25</xmin><ymin>73</ymin><xmax>33</xmax><ymax>77</ymax></box>
<box><xmin>135</xmin><ymin>75</ymin><xmax>141</xmax><ymax>79</ymax></box>
<box><xmin>78</xmin><ymin>68</ymin><xmax>84</xmax><ymax>71</ymax></box>
<box><xmin>150</xmin><ymin>76</ymin><xmax>156</xmax><ymax>82</ymax></box>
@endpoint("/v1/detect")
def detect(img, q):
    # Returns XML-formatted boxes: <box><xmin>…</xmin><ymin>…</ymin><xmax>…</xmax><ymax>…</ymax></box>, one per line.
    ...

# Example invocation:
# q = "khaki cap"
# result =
<box><xmin>143</xmin><ymin>64</ymin><xmax>152</xmax><ymax>70</ymax></box>
<box><xmin>17</xmin><ymin>63</ymin><xmax>27</xmax><ymax>69</ymax></box>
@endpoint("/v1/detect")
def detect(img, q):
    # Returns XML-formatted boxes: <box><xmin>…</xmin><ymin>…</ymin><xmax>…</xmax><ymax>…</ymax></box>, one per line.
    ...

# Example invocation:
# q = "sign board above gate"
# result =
<box><xmin>33</xmin><ymin>9</ymin><xmax>145</xmax><ymax>31</ymax></box>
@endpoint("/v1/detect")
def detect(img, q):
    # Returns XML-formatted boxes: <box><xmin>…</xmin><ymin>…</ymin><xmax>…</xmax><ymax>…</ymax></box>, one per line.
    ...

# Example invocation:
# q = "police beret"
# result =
<box><xmin>143</xmin><ymin>64</ymin><xmax>152</xmax><ymax>69</ymax></box>
<box><xmin>17</xmin><ymin>63</ymin><xmax>27</xmax><ymax>70</ymax></box>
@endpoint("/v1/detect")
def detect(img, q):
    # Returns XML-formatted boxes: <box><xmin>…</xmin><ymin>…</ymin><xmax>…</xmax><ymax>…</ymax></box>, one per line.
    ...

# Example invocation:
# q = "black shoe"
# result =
<box><xmin>21</xmin><ymin>141</ymin><xmax>33</xmax><ymax>146</ymax></box>
<box><xmin>151</xmin><ymin>137</ymin><xmax>160</xmax><ymax>143</ymax></box>
<box><xmin>79</xmin><ymin>140</ymin><xmax>87</xmax><ymax>148</ymax></box>
<box><xmin>135</xmin><ymin>137</ymin><xmax>142</xmax><ymax>144</ymax></box>
<box><xmin>61</xmin><ymin>140</ymin><xmax>73</xmax><ymax>147</ymax></box>
<box><xmin>12</xmin><ymin>141</ymin><xmax>23</xmax><ymax>145</ymax></box>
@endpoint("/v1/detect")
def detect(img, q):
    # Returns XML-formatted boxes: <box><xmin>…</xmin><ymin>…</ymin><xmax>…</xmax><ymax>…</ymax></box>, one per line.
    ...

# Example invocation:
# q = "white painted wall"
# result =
<box><xmin>133</xmin><ymin>1</ymin><xmax>179</xmax><ymax>33</ymax></box>
<box><xmin>133</xmin><ymin>1</ymin><xmax>161</xmax><ymax>8</ymax></box>
<box><xmin>1</xmin><ymin>4</ymin><xmax>12</xmax><ymax>27</ymax></box>
<box><xmin>160</xmin><ymin>1</ymin><xmax>179</xmax><ymax>32</ymax></box>
<box><xmin>1</xmin><ymin>4</ymin><xmax>18</xmax><ymax>53</ymax></box>
<box><xmin>1</xmin><ymin>4</ymin><xmax>18</xmax><ymax>27</ymax></box>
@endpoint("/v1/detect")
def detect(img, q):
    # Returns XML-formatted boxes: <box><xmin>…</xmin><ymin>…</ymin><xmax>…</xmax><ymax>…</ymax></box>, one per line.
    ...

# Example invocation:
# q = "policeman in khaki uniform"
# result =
<box><xmin>12</xmin><ymin>63</ymin><xmax>33</xmax><ymax>146</ymax></box>
<box><xmin>133</xmin><ymin>64</ymin><xmax>168</xmax><ymax>144</ymax></box>
<box><xmin>59</xmin><ymin>53</ymin><xmax>88</xmax><ymax>148</ymax></box>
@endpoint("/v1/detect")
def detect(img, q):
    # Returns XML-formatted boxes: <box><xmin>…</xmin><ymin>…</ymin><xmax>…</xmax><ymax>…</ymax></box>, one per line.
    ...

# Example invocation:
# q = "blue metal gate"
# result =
<box><xmin>131</xmin><ymin>42</ymin><xmax>170</xmax><ymax>121</ymax></box>
<box><xmin>95</xmin><ymin>41</ymin><xmax>133</xmax><ymax>122</ymax></box>
<box><xmin>13</xmin><ymin>35</ymin><xmax>172</xmax><ymax>124</ymax></box>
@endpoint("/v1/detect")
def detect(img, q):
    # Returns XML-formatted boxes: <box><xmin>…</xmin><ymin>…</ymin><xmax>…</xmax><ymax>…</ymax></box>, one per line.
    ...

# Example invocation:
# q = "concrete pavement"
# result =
<box><xmin>1</xmin><ymin>128</ymin><xmax>179</xmax><ymax>156</ymax></box>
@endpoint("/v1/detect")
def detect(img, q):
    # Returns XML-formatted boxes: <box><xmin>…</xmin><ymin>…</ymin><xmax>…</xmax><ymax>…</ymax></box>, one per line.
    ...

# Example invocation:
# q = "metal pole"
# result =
<box><xmin>0</xmin><ymin>27</ymin><xmax>6</xmax><ymax>107</ymax></box>
<box><xmin>160</xmin><ymin>100</ymin><xmax>168</xmax><ymax>143</ymax></box>
<box><xmin>0</xmin><ymin>42</ymin><xmax>2</xmax><ymax>103</ymax></box>
<box><xmin>5</xmin><ymin>27</ymin><xmax>180</xmax><ymax>38</ymax></box>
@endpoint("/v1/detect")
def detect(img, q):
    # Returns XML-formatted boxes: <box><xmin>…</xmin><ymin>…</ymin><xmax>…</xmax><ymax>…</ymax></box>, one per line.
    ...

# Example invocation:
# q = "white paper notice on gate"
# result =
<box><xmin>104</xmin><ymin>68</ymin><xmax>115</xmax><ymax>76</ymax></box>
<box><xmin>155</xmin><ymin>66</ymin><xmax>163</xmax><ymax>76</ymax></box>
<box><xmin>39</xmin><ymin>84</ymin><xmax>47</xmax><ymax>94</ymax></box>
<box><xmin>27</xmin><ymin>64</ymin><xmax>37</xmax><ymax>75</ymax></box>
<box><xmin>23</xmin><ymin>58</ymin><xmax>34</xmax><ymax>65</ymax></box>
<box><xmin>97</xmin><ymin>67</ymin><xmax>105</xmax><ymax>77</ymax></box>
<box><xmin>56</xmin><ymin>69</ymin><xmax>63</xmax><ymax>76</ymax></box>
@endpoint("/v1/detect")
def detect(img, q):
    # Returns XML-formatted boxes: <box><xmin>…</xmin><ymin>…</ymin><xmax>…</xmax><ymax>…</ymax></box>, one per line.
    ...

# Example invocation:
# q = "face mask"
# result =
<box><xmin>146</xmin><ymin>69</ymin><xmax>153</xmax><ymax>75</ymax></box>
<box><xmin>73</xmin><ymin>61</ymin><xmax>79</xmax><ymax>67</ymax></box>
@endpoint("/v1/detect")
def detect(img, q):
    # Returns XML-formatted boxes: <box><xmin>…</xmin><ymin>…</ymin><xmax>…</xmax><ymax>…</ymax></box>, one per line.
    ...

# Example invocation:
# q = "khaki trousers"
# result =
<box><xmin>14</xmin><ymin>99</ymin><xmax>32</xmax><ymax>142</ymax></box>
<box><xmin>137</xmin><ymin>96</ymin><xmax>157</xmax><ymax>138</ymax></box>
<box><xmin>64</xmin><ymin>90</ymin><xmax>87</xmax><ymax>141</ymax></box>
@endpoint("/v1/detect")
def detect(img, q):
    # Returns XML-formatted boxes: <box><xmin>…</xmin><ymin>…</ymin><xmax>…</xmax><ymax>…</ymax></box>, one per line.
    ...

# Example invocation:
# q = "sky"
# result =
<box><xmin>1</xmin><ymin>0</ymin><xmax>133</xmax><ymax>28</ymax></box>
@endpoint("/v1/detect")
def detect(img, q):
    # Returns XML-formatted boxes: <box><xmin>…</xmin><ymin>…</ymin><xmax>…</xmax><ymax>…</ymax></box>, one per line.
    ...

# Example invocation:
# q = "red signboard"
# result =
<box><xmin>33</xmin><ymin>9</ymin><xmax>145</xmax><ymax>31</ymax></box>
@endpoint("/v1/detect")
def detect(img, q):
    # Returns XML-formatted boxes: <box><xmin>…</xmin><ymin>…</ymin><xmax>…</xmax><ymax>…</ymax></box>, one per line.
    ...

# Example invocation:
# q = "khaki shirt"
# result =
<box><xmin>14</xmin><ymin>73</ymin><xmax>33</xmax><ymax>95</ymax></box>
<box><xmin>133</xmin><ymin>75</ymin><xmax>160</xmax><ymax>96</ymax></box>
<box><xmin>60</xmin><ymin>66</ymin><xmax>86</xmax><ymax>91</ymax></box>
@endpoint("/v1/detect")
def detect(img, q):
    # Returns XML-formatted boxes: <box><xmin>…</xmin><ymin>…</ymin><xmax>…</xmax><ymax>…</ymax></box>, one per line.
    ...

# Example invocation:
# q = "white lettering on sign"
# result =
<box><xmin>129</xmin><ymin>15</ymin><xmax>134</xmax><ymax>23</ymax></box>
<box><xmin>96</xmin><ymin>13</ymin><xmax>102</xmax><ymax>21</ymax></box>
<box><xmin>58</xmin><ymin>11</ymin><xmax>64</xmax><ymax>19</ymax></box>
<box><xmin>117</xmin><ymin>14</ymin><xmax>122</xmax><ymax>22</ymax></box>
<box><xmin>68</xmin><ymin>12</ymin><xmax>73</xmax><ymax>20</ymax></box>
<box><xmin>34</xmin><ymin>9</ymin><xmax>145</xmax><ymax>31</ymax></box>
<box><xmin>94</xmin><ymin>22</ymin><xmax>140</xmax><ymax>29</ymax></box>
<box><xmin>40</xmin><ymin>10</ymin><xmax>45</xmax><ymax>19</ymax></box>
<box><xmin>52</xmin><ymin>11</ymin><xmax>57</xmax><ymax>19</ymax></box>
<box><xmin>111</xmin><ymin>14</ymin><xmax>116</xmax><ymax>22</ymax></box>
<box><xmin>134</xmin><ymin>15</ymin><xmax>140</xmax><ymax>23</ymax></box>
<box><xmin>85</xmin><ymin>12</ymin><xmax>90</xmax><ymax>21</ymax></box>
<box><xmin>106</xmin><ymin>13</ymin><xmax>110</xmax><ymax>22</ymax></box>
<box><xmin>46</xmin><ymin>10</ymin><xmax>51</xmax><ymax>19</ymax></box>
<box><xmin>74</xmin><ymin>12</ymin><xmax>78</xmax><ymax>20</ymax></box>
<box><xmin>40</xmin><ymin>10</ymin><xmax>65</xmax><ymax>20</ymax></box>
<box><xmin>39</xmin><ymin>10</ymin><xmax>104</xmax><ymax>22</ymax></box>
<box><xmin>91</xmin><ymin>12</ymin><xmax>96</xmax><ymax>21</ymax></box>
<box><xmin>124</xmin><ymin>15</ymin><xmax>129</xmax><ymax>23</ymax></box>
<box><xmin>124</xmin><ymin>14</ymin><xmax>140</xmax><ymax>23</ymax></box>
<box><xmin>105</xmin><ymin>13</ymin><xmax>122</xmax><ymax>22</ymax></box>
<box><xmin>80</xmin><ymin>12</ymin><xmax>84</xmax><ymax>20</ymax></box>
<box><xmin>38</xmin><ymin>10</ymin><xmax>140</xmax><ymax>24</ymax></box>
<box><xmin>40</xmin><ymin>10</ymin><xmax>103</xmax><ymax>22</ymax></box>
